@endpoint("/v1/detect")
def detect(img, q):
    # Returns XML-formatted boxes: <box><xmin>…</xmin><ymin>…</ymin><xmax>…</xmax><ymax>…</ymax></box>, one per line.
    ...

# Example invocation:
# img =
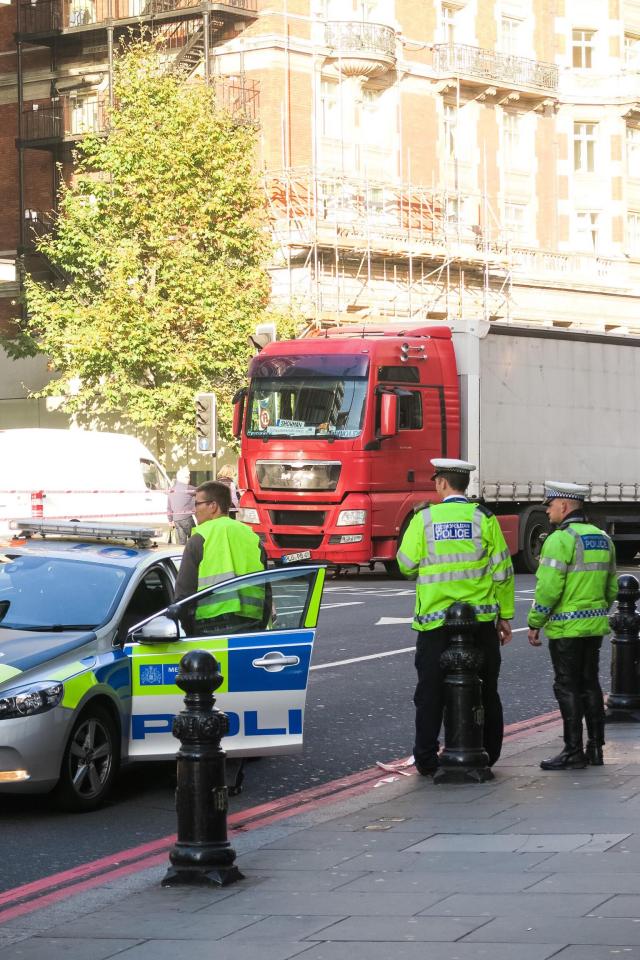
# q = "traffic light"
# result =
<box><xmin>195</xmin><ymin>392</ymin><xmax>217</xmax><ymax>455</ymax></box>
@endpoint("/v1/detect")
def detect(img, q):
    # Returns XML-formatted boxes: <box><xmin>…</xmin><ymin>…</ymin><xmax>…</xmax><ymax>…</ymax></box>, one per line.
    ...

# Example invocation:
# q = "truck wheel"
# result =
<box><xmin>53</xmin><ymin>705</ymin><xmax>119</xmax><ymax>813</ymax></box>
<box><xmin>614</xmin><ymin>543</ymin><xmax>639</xmax><ymax>564</ymax></box>
<box><xmin>516</xmin><ymin>511</ymin><xmax>550</xmax><ymax>574</ymax></box>
<box><xmin>384</xmin><ymin>518</ymin><xmax>412</xmax><ymax>578</ymax></box>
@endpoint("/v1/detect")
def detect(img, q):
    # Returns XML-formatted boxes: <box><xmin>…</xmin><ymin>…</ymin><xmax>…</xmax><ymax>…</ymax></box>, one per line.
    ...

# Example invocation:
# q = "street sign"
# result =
<box><xmin>195</xmin><ymin>392</ymin><xmax>216</xmax><ymax>455</ymax></box>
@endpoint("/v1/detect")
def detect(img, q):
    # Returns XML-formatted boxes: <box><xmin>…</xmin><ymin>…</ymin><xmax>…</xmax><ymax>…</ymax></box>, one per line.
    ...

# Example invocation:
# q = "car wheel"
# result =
<box><xmin>515</xmin><ymin>510</ymin><xmax>550</xmax><ymax>574</ymax></box>
<box><xmin>53</xmin><ymin>705</ymin><xmax>119</xmax><ymax>812</ymax></box>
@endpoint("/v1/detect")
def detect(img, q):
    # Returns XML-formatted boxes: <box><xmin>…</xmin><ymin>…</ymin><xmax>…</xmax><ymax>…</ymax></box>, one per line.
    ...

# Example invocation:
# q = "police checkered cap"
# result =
<box><xmin>544</xmin><ymin>481</ymin><xmax>589</xmax><ymax>504</ymax></box>
<box><xmin>431</xmin><ymin>458</ymin><xmax>476</xmax><ymax>480</ymax></box>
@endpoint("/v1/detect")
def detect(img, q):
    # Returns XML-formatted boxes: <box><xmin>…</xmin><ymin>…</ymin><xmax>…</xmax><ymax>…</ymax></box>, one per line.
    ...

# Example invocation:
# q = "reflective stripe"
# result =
<box><xmin>417</xmin><ymin>564</ymin><xmax>489</xmax><ymax>585</ymax></box>
<box><xmin>397</xmin><ymin>550</ymin><xmax>418</xmax><ymax>572</ymax></box>
<box><xmin>565</xmin><ymin>526</ymin><xmax>613</xmax><ymax>574</ymax></box>
<box><xmin>492</xmin><ymin>564</ymin><xmax>514</xmax><ymax>582</ymax></box>
<box><xmin>198</xmin><ymin>570</ymin><xmax>236</xmax><ymax>589</ymax></box>
<box><xmin>489</xmin><ymin>548</ymin><xmax>511</xmax><ymax>566</ymax></box>
<box><xmin>533</xmin><ymin>602</ymin><xmax>553</xmax><ymax>615</ymax></box>
<box><xmin>549</xmin><ymin>608</ymin><xmax>609</xmax><ymax>622</ymax></box>
<box><xmin>421</xmin><ymin>507</ymin><xmax>485</xmax><ymax>562</ymax></box>
<box><xmin>414</xmin><ymin>602</ymin><xmax>499</xmax><ymax>626</ymax></box>
<box><xmin>540</xmin><ymin>556</ymin><xmax>568</xmax><ymax>572</ymax></box>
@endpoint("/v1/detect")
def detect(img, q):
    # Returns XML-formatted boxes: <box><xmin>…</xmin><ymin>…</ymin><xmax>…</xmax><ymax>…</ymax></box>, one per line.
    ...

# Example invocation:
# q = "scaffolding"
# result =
<box><xmin>264</xmin><ymin>166</ymin><xmax>513</xmax><ymax>329</ymax></box>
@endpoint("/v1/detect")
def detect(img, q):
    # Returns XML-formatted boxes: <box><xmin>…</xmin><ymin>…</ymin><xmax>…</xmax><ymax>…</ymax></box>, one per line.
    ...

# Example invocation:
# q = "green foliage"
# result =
<box><xmin>9</xmin><ymin>37</ymin><xmax>295</xmax><ymax>462</ymax></box>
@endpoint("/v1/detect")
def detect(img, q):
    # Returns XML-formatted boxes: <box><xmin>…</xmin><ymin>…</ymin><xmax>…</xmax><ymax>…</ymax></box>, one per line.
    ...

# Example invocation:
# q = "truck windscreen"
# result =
<box><xmin>247</xmin><ymin>355</ymin><xmax>369</xmax><ymax>439</ymax></box>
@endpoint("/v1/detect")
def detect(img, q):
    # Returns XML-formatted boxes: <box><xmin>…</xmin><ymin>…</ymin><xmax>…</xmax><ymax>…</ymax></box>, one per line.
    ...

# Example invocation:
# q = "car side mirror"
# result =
<box><xmin>134</xmin><ymin>615</ymin><xmax>181</xmax><ymax>643</ymax></box>
<box><xmin>380</xmin><ymin>392</ymin><xmax>398</xmax><ymax>438</ymax></box>
<box><xmin>232</xmin><ymin>388</ymin><xmax>247</xmax><ymax>439</ymax></box>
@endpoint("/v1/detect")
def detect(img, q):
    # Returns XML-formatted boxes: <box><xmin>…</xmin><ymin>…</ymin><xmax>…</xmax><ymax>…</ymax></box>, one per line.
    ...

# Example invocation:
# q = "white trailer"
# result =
<box><xmin>454</xmin><ymin>321</ymin><xmax>640</xmax><ymax>571</ymax></box>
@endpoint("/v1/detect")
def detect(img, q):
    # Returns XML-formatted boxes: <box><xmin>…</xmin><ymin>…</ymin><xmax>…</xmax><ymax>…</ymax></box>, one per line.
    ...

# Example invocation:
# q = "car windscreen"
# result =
<box><xmin>0</xmin><ymin>554</ymin><xmax>130</xmax><ymax>630</ymax></box>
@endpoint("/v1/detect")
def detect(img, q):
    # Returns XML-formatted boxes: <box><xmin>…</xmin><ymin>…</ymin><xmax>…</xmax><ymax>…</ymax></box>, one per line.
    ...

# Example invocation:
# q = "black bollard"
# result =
<box><xmin>606</xmin><ymin>574</ymin><xmax>640</xmax><ymax>722</ymax></box>
<box><xmin>433</xmin><ymin>602</ymin><xmax>494</xmax><ymax>784</ymax></box>
<box><xmin>162</xmin><ymin>649</ymin><xmax>243</xmax><ymax>887</ymax></box>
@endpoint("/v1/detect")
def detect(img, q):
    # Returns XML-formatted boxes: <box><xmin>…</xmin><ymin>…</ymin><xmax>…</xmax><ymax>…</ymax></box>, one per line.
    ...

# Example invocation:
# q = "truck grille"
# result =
<box><xmin>272</xmin><ymin>534</ymin><xmax>323</xmax><ymax>549</ymax></box>
<box><xmin>269</xmin><ymin>510</ymin><xmax>326</xmax><ymax>527</ymax></box>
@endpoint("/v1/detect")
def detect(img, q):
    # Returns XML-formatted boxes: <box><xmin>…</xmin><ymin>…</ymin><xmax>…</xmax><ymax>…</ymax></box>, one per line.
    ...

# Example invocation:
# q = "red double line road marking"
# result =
<box><xmin>0</xmin><ymin>710</ymin><xmax>561</xmax><ymax>925</ymax></box>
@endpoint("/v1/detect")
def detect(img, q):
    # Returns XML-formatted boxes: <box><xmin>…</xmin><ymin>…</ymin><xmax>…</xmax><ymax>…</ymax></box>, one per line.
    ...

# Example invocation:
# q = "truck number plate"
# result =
<box><xmin>282</xmin><ymin>551</ymin><xmax>312</xmax><ymax>564</ymax></box>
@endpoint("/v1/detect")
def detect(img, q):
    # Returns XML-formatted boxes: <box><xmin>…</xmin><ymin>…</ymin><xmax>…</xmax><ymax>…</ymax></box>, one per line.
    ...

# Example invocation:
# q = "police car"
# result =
<box><xmin>0</xmin><ymin>520</ymin><xmax>325</xmax><ymax>811</ymax></box>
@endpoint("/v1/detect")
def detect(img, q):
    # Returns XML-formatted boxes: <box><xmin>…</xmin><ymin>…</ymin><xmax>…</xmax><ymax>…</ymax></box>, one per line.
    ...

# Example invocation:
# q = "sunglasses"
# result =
<box><xmin>194</xmin><ymin>499</ymin><xmax>213</xmax><ymax>507</ymax></box>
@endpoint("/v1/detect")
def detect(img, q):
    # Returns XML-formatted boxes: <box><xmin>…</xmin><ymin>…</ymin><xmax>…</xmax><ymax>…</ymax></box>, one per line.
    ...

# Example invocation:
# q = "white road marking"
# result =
<box><xmin>321</xmin><ymin>601</ymin><xmax>364</xmax><ymax>610</ymax></box>
<box><xmin>312</xmin><ymin>626</ymin><xmax>531</xmax><ymax>671</ymax></box>
<box><xmin>311</xmin><ymin>647</ymin><xmax>415</xmax><ymax>670</ymax></box>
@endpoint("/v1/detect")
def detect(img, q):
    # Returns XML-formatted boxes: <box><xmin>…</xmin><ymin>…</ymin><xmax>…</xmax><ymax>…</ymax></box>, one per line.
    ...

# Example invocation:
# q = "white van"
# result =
<box><xmin>0</xmin><ymin>429</ymin><xmax>170</xmax><ymax>535</ymax></box>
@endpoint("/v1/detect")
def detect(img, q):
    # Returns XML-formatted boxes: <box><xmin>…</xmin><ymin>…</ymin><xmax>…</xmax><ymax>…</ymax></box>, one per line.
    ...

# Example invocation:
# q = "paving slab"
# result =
<box><xmin>43</xmin><ymin>911</ymin><xmax>264</xmax><ymax>940</ymax></box>
<box><xmin>404</xmin><ymin>833</ymin><xmax>628</xmax><ymax>853</ymax></box>
<box><xmin>0</xmin><ymin>939</ymin><xmax>141</xmax><ymax>960</ymax></box>
<box><xmin>304</xmin><ymin>915</ymin><xmax>490</xmax><ymax>942</ymax></box>
<box><xmin>526</xmin><ymin>873</ymin><xmax>640</xmax><ymax>894</ymax></box>
<box><xmin>220</xmin><ymin>916</ymin><xmax>345</xmax><ymax>941</ymax></box>
<box><xmin>89</xmin><ymin>941</ymin><xmax>312</xmax><ymax>960</ymax></box>
<box><xmin>462</xmin><ymin>915</ymin><xmax>640</xmax><ymax>945</ymax></box>
<box><xmin>585</xmin><ymin>894</ymin><xmax>640</xmax><ymax>917</ymax></box>
<box><xmin>337</xmin><ymin>850</ymin><xmax>553</xmax><ymax>872</ymax></box>
<box><xmin>337</xmin><ymin>871</ymin><xmax>554</xmax><ymax>895</ymax></box>
<box><xmin>298</xmin><ymin>943</ymin><xmax>563</xmax><ymax>960</ymax></box>
<box><xmin>200</xmin><ymin>889</ymin><xmax>443</xmax><ymax>917</ymax></box>
<box><xmin>417</xmin><ymin>892</ymin><xmax>609</xmax><ymax>917</ymax></box>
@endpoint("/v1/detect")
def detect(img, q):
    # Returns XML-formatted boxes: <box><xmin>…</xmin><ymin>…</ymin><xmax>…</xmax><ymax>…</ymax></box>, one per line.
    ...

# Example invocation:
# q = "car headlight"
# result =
<box><xmin>336</xmin><ymin>509</ymin><xmax>367</xmax><ymax>527</ymax></box>
<box><xmin>237</xmin><ymin>508</ymin><xmax>260</xmax><ymax>525</ymax></box>
<box><xmin>0</xmin><ymin>682</ymin><xmax>64</xmax><ymax>720</ymax></box>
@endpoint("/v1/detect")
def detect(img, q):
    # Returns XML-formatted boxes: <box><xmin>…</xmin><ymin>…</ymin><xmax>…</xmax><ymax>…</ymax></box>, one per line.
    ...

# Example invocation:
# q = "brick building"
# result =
<box><xmin>1</xmin><ymin>0</ymin><xmax>640</xmax><ymax>427</ymax></box>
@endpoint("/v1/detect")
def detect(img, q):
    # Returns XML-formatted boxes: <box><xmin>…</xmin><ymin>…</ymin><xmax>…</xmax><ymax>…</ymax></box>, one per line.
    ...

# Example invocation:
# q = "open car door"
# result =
<box><xmin>125</xmin><ymin>564</ymin><xmax>326</xmax><ymax>760</ymax></box>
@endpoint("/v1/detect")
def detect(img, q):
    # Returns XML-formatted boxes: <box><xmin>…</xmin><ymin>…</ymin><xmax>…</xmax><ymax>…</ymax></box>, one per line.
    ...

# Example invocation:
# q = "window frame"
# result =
<box><xmin>572</xmin><ymin>29</ymin><xmax>595</xmax><ymax>69</ymax></box>
<box><xmin>573</xmin><ymin>121</ymin><xmax>597</xmax><ymax>173</ymax></box>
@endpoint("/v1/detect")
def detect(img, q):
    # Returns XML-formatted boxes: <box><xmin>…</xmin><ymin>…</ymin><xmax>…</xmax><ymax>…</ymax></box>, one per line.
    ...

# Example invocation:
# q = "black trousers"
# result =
<box><xmin>548</xmin><ymin>635</ymin><xmax>605</xmax><ymax>732</ymax></box>
<box><xmin>413</xmin><ymin>621</ymin><xmax>504</xmax><ymax>768</ymax></box>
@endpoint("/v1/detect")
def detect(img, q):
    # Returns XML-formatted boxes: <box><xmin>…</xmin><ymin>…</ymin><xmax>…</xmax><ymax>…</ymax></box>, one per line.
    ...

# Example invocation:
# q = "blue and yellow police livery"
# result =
<box><xmin>0</xmin><ymin>521</ymin><xmax>325</xmax><ymax>811</ymax></box>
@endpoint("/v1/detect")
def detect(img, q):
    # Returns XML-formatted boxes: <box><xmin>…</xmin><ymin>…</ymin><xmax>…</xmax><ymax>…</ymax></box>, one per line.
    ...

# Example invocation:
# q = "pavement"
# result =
<box><xmin>2</xmin><ymin>718</ymin><xmax>640</xmax><ymax>960</ymax></box>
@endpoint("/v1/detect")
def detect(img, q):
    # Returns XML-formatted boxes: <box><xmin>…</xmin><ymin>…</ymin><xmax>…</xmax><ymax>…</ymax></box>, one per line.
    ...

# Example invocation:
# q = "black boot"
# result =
<box><xmin>585</xmin><ymin>718</ymin><xmax>605</xmax><ymax>766</ymax></box>
<box><xmin>540</xmin><ymin>717</ymin><xmax>587</xmax><ymax>771</ymax></box>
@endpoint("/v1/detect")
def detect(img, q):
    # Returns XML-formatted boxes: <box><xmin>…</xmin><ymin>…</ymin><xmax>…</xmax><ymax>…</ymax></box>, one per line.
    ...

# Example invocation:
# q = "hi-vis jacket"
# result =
<box><xmin>397</xmin><ymin>498</ymin><xmax>515</xmax><ymax>632</ymax></box>
<box><xmin>193</xmin><ymin>516</ymin><xmax>265</xmax><ymax>623</ymax></box>
<box><xmin>528</xmin><ymin>520</ymin><xmax>618</xmax><ymax>639</ymax></box>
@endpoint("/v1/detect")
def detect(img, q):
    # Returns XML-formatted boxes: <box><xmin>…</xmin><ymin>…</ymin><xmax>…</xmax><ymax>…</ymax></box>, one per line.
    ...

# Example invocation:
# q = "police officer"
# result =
<box><xmin>175</xmin><ymin>480</ymin><xmax>266</xmax><ymax>635</ymax></box>
<box><xmin>397</xmin><ymin>459</ymin><xmax>515</xmax><ymax>776</ymax></box>
<box><xmin>528</xmin><ymin>481</ymin><xmax>618</xmax><ymax>770</ymax></box>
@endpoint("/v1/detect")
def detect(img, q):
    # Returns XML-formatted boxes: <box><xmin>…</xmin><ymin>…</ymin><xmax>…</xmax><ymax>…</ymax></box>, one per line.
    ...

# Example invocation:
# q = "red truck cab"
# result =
<box><xmin>233</xmin><ymin>325</ymin><xmax>461</xmax><ymax>569</ymax></box>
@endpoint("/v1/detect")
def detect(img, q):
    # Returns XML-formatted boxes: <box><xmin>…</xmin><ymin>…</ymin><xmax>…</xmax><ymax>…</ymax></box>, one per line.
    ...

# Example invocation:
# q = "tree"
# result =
<box><xmin>8</xmin><ymin>37</ymin><xmax>293</xmax><ymax>462</ymax></box>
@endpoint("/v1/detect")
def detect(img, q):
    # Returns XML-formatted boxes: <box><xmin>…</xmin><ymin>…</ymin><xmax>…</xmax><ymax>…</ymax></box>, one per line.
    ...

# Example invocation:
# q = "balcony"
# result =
<box><xmin>432</xmin><ymin>43</ymin><xmax>558</xmax><ymax>104</ymax></box>
<box><xmin>324</xmin><ymin>21</ymin><xmax>396</xmax><ymax>78</ymax></box>
<box><xmin>17</xmin><ymin>0</ymin><xmax>257</xmax><ymax>38</ymax></box>
<box><xmin>19</xmin><ymin>97</ymin><xmax>108</xmax><ymax>147</ymax></box>
<box><xmin>213</xmin><ymin>76</ymin><xmax>259</xmax><ymax>122</ymax></box>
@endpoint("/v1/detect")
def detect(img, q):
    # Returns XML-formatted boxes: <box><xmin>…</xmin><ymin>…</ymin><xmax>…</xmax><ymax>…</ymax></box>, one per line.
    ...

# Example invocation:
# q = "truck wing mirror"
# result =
<box><xmin>380</xmin><ymin>392</ymin><xmax>399</xmax><ymax>438</ymax></box>
<box><xmin>232</xmin><ymin>388</ymin><xmax>247</xmax><ymax>439</ymax></box>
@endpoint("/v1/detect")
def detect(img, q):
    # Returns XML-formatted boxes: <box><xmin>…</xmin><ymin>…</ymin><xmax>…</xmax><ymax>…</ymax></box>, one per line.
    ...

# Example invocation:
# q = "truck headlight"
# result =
<box><xmin>336</xmin><ymin>509</ymin><xmax>367</xmax><ymax>527</ymax></box>
<box><xmin>237</xmin><ymin>508</ymin><xmax>260</xmax><ymax>525</ymax></box>
<box><xmin>0</xmin><ymin>682</ymin><xmax>64</xmax><ymax>720</ymax></box>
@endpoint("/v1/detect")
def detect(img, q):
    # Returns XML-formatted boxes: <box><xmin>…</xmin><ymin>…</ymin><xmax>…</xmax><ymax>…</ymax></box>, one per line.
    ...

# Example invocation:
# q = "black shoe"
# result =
<box><xmin>540</xmin><ymin>748</ymin><xmax>587</xmax><ymax>771</ymax></box>
<box><xmin>415</xmin><ymin>758</ymin><xmax>438</xmax><ymax>776</ymax></box>
<box><xmin>585</xmin><ymin>742</ymin><xmax>604</xmax><ymax>766</ymax></box>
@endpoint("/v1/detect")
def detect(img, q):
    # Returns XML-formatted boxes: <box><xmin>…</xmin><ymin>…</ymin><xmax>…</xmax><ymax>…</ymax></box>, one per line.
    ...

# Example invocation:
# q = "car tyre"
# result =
<box><xmin>53</xmin><ymin>704</ymin><xmax>119</xmax><ymax>812</ymax></box>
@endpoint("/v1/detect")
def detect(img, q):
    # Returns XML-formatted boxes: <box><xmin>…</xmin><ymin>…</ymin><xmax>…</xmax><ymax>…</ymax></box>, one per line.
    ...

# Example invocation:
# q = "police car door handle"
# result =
<box><xmin>252</xmin><ymin>652</ymin><xmax>301</xmax><ymax>672</ymax></box>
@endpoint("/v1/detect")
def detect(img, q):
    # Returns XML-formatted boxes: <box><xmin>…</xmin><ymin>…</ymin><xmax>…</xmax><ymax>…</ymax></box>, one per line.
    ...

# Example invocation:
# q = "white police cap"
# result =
<box><xmin>544</xmin><ymin>481</ymin><xmax>589</xmax><ymax>504</ymax></box>
<box><xmin>431</xmin><ymin>458</ymin><xmax>476</xmax><ymax>480</ymax></box>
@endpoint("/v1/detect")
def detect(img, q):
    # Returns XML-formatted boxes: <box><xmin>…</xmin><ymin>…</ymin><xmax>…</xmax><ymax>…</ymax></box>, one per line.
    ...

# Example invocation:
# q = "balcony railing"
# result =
<box><xmin>20</xmin><ymin>97</ymin><xmax>108</xmax><ymax>143</ymax></box>
<box><xmin>18</xmin><ymin>0</ymin><xmax>256</xmax><ymax>35</ymax></box>
<box><xmin>324</xmin><ymin>21</ymin><xmax>396</xmax><ymax>62</ymax></box>
<box><xmin>213</xmin><ymin>76</ymin><xmax>259</xmax><ymax>122</ymax></box>
<box><xmin>433</xmin><ymin>43</ymin><xmax>558</xmax><ymax>93</ymax></box>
